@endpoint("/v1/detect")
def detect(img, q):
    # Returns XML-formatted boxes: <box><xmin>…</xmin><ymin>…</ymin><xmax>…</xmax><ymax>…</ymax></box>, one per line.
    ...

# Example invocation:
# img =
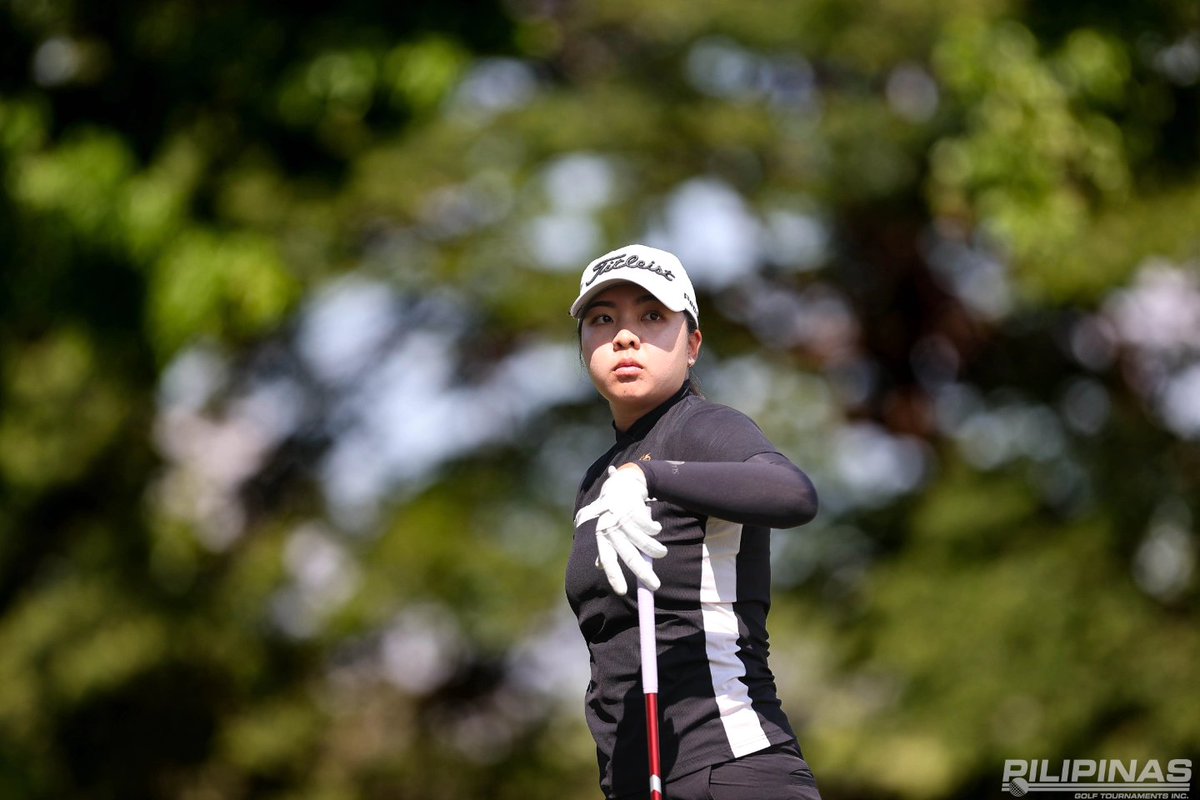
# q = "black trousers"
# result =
<box><xmin>613</xmin><ymin>741</ymin><xmax>822</xmax><ymax>800</ymax></box>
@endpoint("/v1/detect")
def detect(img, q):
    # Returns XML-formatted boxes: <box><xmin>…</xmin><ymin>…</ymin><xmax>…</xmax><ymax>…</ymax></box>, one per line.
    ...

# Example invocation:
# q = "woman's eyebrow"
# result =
<box><xmin>582</xmin><ymin>294</ymin><xmax>661</xmax><ymax>315</ymax></box>
<box><xmin>582</xmin><ymin>299</ymin><xmax>616</xmax><ymax>315</ymax></box>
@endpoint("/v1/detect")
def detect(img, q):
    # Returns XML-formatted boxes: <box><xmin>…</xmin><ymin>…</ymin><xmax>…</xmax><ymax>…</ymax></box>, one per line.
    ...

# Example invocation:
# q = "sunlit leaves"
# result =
<box><xmin>0</xmin><ymin>328</ymin><xmax>125</xmax><ymax>490</ymax></box>
<box><xmin>148</xmin><ymin>229</ymin><xmax>299</xmax><ymax>358</ymax></box>
<box><xmin>12</xmin><ymin>131</ymin><xmax>137</xmax><ymax>251</ymax></box>
<box><xmin>0</xmin><ymin>97</ymin><xmax>48</xmax><ymax>155</ymax></box>
<box><xmin>384</xmin><ymin>36</ymin><xmax>472</xmax><ymax>115</ymax></box>
<box><xmin>930</xmin><ymin>20</ymin><xmax>1135</xmax><ymax>298</ymax></box>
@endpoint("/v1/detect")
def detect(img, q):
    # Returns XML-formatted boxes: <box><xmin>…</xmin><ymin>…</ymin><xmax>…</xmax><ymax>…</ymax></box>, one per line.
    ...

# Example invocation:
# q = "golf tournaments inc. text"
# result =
<box><xmin>1002</xmin><ymin>759</ymin><xmax>1193</xmax><ymax>798</ymax></box>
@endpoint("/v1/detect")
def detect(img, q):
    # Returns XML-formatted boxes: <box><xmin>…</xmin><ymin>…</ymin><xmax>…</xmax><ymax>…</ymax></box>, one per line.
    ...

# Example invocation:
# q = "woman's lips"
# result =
<box><xmin>614</xmin><ymin>360</ymin><xmax>643</xmax><ymax>377</ymax></box>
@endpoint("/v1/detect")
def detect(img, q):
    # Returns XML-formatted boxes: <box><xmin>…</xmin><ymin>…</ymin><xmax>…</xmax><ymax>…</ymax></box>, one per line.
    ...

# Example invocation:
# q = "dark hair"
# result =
<box><xmin>576</xmin><ymin>312</ymin><xmax>703</xmax><ymax>396</ymax></box>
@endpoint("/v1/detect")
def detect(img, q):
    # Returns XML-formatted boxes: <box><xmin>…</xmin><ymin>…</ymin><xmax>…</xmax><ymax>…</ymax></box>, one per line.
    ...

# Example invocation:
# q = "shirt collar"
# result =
<box><xmin>613</xmin><ymin>380</ymin><xmax>691</xmax><ymax>444</ymax></box>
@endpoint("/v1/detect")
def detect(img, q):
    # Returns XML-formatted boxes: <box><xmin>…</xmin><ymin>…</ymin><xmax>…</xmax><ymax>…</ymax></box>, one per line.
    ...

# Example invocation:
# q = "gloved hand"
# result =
<box><xmin>574</xmin><ymin>465</ymin><xmax>667</xmax><ymax>595</ymax></box>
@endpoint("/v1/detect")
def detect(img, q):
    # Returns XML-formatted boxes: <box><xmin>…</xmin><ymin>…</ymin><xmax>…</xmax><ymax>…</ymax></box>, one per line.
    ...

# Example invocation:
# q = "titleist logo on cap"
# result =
<box><xmin>583</xmin><ymin>253</ymin><xmax>675</xmax><ymax>287</ymax></box>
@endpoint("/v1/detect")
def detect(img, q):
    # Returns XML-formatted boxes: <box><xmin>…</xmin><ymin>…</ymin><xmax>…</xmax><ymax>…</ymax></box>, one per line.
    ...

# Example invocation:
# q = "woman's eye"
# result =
<box><xmin>591</xmin><ymin>314</ymin><xmax>613</xmax><ymax>325</ymax></box>
<box><xmin>645</xmin><ymin>310</ymin><xmax>663</xmax><ymax>321</ymax></box>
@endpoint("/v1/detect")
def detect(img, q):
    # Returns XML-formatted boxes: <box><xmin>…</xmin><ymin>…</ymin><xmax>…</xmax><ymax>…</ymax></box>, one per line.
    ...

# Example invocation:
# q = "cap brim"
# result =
<box><xmin>569</xmin><ymin>275</ymin><xmax>691</xmax><ymax>319</ymax></box>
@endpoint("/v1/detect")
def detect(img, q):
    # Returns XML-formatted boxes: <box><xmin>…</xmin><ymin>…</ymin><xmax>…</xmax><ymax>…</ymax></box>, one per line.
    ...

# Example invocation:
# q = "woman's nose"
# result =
<box><xmin>613</xmin><ymin>327</ymin><xmax>640</xmax><ymax>349</ymax></box>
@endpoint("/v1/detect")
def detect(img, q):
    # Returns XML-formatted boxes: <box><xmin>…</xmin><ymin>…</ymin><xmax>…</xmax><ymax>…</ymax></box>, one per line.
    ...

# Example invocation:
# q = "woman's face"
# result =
<box><xmin>579</xmin><ymin>281</ymin><xmax>701</xmax><ymax>430</ymax></box>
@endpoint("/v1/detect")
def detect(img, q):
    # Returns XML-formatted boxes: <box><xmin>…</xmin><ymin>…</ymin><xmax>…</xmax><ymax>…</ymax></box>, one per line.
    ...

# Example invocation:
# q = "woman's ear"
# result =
<box><xmin>688</xmin><ymin>329</ymin><xmax>702</xmax><ymax>366</ymax></box>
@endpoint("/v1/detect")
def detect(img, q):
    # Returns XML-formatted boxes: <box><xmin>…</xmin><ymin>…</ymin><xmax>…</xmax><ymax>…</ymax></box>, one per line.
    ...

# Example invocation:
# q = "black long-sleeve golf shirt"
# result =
<box><xmin>566</xmin><ymin>382</ymin><xmax>818</xmax><ymax>798</ymax></box>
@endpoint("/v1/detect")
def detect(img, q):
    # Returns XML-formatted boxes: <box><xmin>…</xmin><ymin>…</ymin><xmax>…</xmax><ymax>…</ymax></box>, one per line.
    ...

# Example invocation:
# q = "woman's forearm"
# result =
<box><xmin>637</xmin><ymin>452</ymin><xmax>818</xmax><ymax>529</ymax></box>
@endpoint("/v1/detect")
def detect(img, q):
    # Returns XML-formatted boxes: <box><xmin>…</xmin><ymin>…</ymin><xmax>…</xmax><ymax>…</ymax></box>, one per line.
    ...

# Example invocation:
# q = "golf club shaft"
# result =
<box><xmin>638</xmin><ymin>558</ymin><xmax>662</xmax><ymax>800</ymax></box>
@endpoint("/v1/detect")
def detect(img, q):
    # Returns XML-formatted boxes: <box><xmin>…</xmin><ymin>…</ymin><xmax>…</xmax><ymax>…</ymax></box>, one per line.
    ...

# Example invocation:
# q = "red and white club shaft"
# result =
<box><xmin>638</xmin><ymin>556</ymin><xmax>663</xmax><ymax>800</ymax></box>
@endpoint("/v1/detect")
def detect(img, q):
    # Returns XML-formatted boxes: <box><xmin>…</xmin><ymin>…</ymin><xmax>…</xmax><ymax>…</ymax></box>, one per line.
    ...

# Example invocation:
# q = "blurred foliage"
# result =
<box><xmin>1</xmin><ymin>0</ymin><xmax>1199</xmax><ymax>798</ymax></box>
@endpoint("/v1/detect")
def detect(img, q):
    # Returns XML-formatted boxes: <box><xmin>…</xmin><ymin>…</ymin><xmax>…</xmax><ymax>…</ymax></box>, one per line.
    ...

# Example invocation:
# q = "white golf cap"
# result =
<box><xmin>569</xmin><ymin>244</ymin><xmax>699</xmax><ymax>323</ymax></box>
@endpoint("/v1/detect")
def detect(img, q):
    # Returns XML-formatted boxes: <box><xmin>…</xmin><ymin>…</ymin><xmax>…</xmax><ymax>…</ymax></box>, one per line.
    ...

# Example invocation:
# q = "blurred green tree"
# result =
<box><xmin>0</xmin><ymin>0</ymin><xmax>1197</xmax><ymax>798</ymax></box>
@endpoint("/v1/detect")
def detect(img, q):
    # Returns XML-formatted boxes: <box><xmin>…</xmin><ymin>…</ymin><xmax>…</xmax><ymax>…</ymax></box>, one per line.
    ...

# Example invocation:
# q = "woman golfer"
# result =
<box><xmin>566</xmin><ymin>244</ymin><xmax>823</xmax><ymax>800</ymax></box>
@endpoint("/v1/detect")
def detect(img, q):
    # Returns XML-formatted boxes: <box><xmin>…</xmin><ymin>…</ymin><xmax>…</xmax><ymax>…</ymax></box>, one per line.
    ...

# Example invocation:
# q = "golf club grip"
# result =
<box><xmin>637</xmin><ymin>580</ymin><xmax>658</xmax><ymax>692</ymax></box>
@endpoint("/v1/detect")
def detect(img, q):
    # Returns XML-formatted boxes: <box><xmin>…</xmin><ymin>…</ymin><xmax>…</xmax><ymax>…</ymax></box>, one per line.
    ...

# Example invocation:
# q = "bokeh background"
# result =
<box><xmin>1</xmin><ymin>1</ymin><xmax>1198</xmax><ymax>798</ymax></box>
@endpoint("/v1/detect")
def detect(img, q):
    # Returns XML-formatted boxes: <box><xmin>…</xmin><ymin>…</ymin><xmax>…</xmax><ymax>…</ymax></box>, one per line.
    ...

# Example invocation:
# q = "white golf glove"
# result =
<box><xmin>574</xmin><ymin>466</ymin><xmax>667</xmax><ymax>595</ymax></box>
